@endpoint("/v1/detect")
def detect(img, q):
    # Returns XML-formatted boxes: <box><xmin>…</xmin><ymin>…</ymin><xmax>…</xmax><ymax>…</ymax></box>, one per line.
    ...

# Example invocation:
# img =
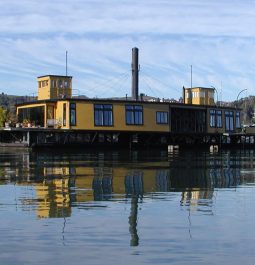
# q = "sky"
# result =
<box><xmin>1</xmin><ymin>0</ymin><xmax>255</xmax><ymax>101</ymax></box>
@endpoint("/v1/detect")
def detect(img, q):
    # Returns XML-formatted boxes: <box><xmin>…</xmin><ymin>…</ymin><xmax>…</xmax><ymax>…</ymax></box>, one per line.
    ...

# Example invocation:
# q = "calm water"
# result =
<box><xmin>0</xmin><ymin>148</ymin><xmax>255</xmax><ymax>265</ymax></box>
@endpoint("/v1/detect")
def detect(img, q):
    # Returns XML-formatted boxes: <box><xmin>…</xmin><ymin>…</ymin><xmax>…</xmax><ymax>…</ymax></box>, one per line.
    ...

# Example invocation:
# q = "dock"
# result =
<box><xmin>0</xmin><ymin>127</ymin><xmax>254</xmax><ymax>150</ymax></box>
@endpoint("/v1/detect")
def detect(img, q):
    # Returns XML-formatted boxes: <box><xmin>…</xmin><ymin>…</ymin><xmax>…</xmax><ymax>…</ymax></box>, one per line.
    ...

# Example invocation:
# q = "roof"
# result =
<box><xmin>37</xmin><ymin>75</ymin><xmax>72</xmax><ymax>78</ymax></box>
<box><xmin>185</xmin><ymin>87</ymin><xmax>214</xmax><ymax>90</ymax></box>
<box><xmin>15</xmin><ymin>97</ymin><xmax>241</xmax><ymax>111</ymax></box>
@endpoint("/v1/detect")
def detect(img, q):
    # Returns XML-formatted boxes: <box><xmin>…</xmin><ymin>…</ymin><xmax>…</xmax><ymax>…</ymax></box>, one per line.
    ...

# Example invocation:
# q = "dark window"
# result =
<box><xmin>216</xmin><ymin>110</ymin><xmax>222</xmax><ymax>128</ymax></box>
<box><xmin>225</xmin><ymin>111</ymin><xmax>234</xmax><ymax>131</ymax></box>
<box><xmin>94</xmin><ymin>104</ymin><xmax>113</xmax><ymax>126</ymax></box>
<box><xmin>210</xmin><ymin>110</ymin><xmax>216</xmax><ymax>127</ymax></box>
<box><xmin>171</xmin><ymin>108</ymin><xmax>206</xmax><ymax>133</ymax></box>
<box><xmin>236</xmin><ymin>111</ymin><xmax>241</xmax><ymax>128</ymax></box>
<box><xmin>63</xmin><ymin>103</ymin><xmax>66</xmax><ymax>126</ymax></box>
<box><xmin>18</xmin><ymin>106</ymin><xmax>45</xmax><ymax>127</ymax></box>
<box><xmin>156</xmin><ymin>111</ymin><xmax>168</xmax><ymax>124</ymax></box>
<box><xmin>70</xmin><ymin>103</ymin><xmax>76</xmax><ymax>126</ymax></box>
<box><xmin>125</xmin><ymin>105</ymin><xmax>143</xmax><ymax>125</ymax></box>
<box><xmin>210</xmin><ymin>109</ymin><xmax>222</xmax><ymax>128</ymax></box>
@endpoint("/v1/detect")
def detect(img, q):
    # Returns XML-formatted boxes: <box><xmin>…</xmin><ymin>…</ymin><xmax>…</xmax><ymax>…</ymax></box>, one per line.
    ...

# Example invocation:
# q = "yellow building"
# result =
<box><xmin>16</xmin><ymin>75</ymin><xmax>242</xmax><ymax>145</ymax></box>
<box><xmin>37</xmin><ymin>75</ymin><xmax>72</xmax><ymax>100</ymax></box>
<box><xmin>184</xmin><ymin>87</ymin><xmax>215</xmax><ymax>106</ymax></box>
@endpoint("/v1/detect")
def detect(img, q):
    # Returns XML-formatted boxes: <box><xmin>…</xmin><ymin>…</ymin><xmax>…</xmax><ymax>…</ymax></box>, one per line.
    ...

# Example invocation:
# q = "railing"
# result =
<box><xmin>47</xmin><ymin>119</ymin><xmax>61</xmax><ymax>128</ymax></box>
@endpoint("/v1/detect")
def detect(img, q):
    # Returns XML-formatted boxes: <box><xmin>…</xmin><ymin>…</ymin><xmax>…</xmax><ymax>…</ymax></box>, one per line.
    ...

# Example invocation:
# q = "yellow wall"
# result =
<box><xmin>71</xmin><ymin>101</ymin><xmax>170</xmax><ymax>132</ymax></box>
<box><xmin>17</xmin><ymin>99</ymin><xmax>240</xmax><ymax>134</ymax></box>
<box><xmin>184</xmin><ymin>87</ymin><xmax>215</xmax><ymax>106</ymax></box>
<box><xmin>38</xmin><ymin>76</ymin><xmax>51</xmax><ymax>100</ymax></box>
<box><xmin>38</xmin><ymin>75</ymin><xmax>72</xmax><ymax>100</ymax></box>
<box><xmin>55</xmin><ymin>101</ymin><xmax>70</xmax><ymax>129</ymax></box>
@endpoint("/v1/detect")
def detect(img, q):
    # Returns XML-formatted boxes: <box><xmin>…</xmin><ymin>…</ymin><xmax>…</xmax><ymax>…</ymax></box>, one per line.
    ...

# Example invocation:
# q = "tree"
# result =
<box><xmin>0</xmin><ymin>107</ymin><xmax>7</xmax><ymax>127</ymax></box>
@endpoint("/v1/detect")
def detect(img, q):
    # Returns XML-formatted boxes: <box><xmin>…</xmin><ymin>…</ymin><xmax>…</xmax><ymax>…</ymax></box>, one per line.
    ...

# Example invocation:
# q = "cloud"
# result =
<box><xmin>0</xmin><ymin>0</ymin><xmax>255</xmax><ymax>100</ymax></box>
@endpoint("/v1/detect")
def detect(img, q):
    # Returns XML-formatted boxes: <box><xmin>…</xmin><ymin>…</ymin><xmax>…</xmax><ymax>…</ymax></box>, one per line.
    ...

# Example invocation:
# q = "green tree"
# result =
<box><xmin>0</xmin><ymin>107</ymin><xmax>7</xmax><ymax>127</ymax></box>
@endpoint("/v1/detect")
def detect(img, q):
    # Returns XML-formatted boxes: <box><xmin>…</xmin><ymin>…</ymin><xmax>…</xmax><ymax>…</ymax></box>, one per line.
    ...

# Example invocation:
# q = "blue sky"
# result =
<box><xmin>1</xmin><ymin>0</ymin><xmax>255</xmax><ymax>100</ymax></box>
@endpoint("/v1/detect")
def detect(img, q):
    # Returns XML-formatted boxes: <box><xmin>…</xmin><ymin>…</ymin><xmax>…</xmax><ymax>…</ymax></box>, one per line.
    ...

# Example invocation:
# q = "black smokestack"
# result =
<box><xmin>132</xmin><ymin>47</ymin><xmax>139</xmax><ymax>101</ymax></box>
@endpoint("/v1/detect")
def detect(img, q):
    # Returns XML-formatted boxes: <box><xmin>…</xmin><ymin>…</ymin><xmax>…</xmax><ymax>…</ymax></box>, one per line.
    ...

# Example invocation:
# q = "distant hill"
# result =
<box><xmin>232</xmin><ymin>96</ymin><xmax>255</xmax><ymax>125</ymax></box>
<box><xmin>0</xmin><ymin>93</ymin><xmax>36</xmax><ymax>113</ymax></box>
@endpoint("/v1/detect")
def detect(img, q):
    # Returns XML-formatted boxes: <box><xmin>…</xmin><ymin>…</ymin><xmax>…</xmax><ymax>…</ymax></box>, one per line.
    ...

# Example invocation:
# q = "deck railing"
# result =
<box><xmin>47</xmin><ymin>119</ymin><xmax>61</xmax><ymax>128</ymax></box>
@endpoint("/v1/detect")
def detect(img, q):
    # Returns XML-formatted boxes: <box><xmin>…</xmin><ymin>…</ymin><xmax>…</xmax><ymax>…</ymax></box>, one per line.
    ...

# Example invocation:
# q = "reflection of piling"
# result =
<box><xmin>129</xmin><ymin>196</ymin><xmax>139</xmax><ymax>246</ymax></box>
<box><xmin>125</xmin><ymin>171</ymin><xmax>143</xmax><ymax>196</ymax></box>
<box><xmin>156</xmin><ymin>170</ymin><xmax>170</xmax><ymax>191</ymax></box>
<box><xmin>92</xmin><ymin>176</ymin><xmax>112</xmax><ymax>201</ymax></box>
<box><xmin>125</xmin><ymin>171</ymin><xmax>143</xmax><ymax>247</ymax></box>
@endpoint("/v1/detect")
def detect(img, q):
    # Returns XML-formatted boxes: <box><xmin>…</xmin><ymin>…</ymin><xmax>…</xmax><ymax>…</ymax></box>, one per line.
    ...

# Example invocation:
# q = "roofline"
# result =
<box><xmin>37</xmin><ymin>75</ymin><xmax>73</xmax><ymax>78</ymax></box>
<box><xmin>184</xmin><ymin>87</ymin><xmax>215</xmax><ymax>90</ymax></box>
<box><xmin>15</xmin><ymin>97</ymin><xmax>241</xmax><ymax>110</ymax></box>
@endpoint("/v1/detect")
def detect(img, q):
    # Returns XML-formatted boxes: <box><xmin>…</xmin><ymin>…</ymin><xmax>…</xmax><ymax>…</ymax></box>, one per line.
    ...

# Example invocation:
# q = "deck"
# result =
<box><xmin>0</xmin><ymin>127</ymin><xmax>254</xmax><ymax>149</ymax></box>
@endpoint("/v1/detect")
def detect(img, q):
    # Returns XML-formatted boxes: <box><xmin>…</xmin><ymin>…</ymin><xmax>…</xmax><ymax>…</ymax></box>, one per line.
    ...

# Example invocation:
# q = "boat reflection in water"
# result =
<box><xmin>1</xmin><ymin>149</ymin><xmax>255</xmax><ymax>246</ymax></box>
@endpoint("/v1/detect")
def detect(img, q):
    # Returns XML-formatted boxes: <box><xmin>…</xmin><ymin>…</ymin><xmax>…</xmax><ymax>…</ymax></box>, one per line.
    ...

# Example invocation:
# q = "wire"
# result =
<box><xmin>141</xmin><ymin>66</ymin><xmax>181</xmax><ymax>94</ymax></box>
<box><xmin>99</xmin><ymin>72</ymin><xmax>131</xmax><ymax>98</ymax></box>
<box><xmin>80</xmin><ymin>71</ymin><xmax>130</xmax><ymax>96</ymax></box>
<box><xmin>139</xmin><ymin>75</ymin><xmax>158</xmax><ymax>97</ymax></box>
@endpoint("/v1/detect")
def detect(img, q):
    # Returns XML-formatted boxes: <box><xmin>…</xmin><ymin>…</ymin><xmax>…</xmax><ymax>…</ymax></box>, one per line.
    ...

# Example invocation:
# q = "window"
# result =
<box><xmin>94</xmin><ymin>104</ymin><xmax>113</xmax><ymax>126</ymax></box>
<box><xmin>192</xmin><ymin>92</ymin><xmax>197</xmax><ymax>98</ymax></box>
<box><xmin>70</xmin><ymin>103</ymin><xmax>76</xmax><ymax>126</ymax></box>
<box><xmin>236</xmin><ymin>111</ymin><xmax>241</xmax><ymax>128</ymax></box>
<box><xmin>64</xmin><ymin>80</ymin><xmax>69</xmax><ymax>88</ymax></box>
<box><xmin>210</xmin><ymin>109</ymin><xmax>222</xmax><ymax>128</ymax></box>
<box><xmin>47</xmin><ymin>106</ymin><xmax>54</xmax><ymax>120</ymax></box>
<box><xmin>200</xmin><ymin>91</ymin><xmax>205</xmax><ymax>98</ymax></box>
<box><xmin>63</xmin><ymin>103</ymin><xmax>66</xmax><ymax>126</ymax></box>
<box><xmin>125</xmin><ymin>105</ymin><xmax>143</xmax><ymax>125</ymax></box>
<box><xmin>51</xmin><ymin>80</ymin><xmax>57</xmax><ymax>88</ymax></box>
<box><xmin>209</xmin><ymin>92</ymin><xmax>214</xmax><ymax>99</ymax></box>
<box><xmin>225</xmin><ymin>111</ymin><xmax>234</xmax><ymax>131</ymax></box>
<box><xmin>210</xmin><ymin>110</ymin><xmax>216</xmax><ymax>127</ymax></box>
<box><xmin>216</xmin><ymin>110</ymin><xmax>222</xmax><ymax>128</ymax></box>
<box><xmin>156</xmin><ymin>111</ymin><xmax>168</xmax><ymax>124</ymax></box>
<box><xmin>58</xmin><ymin>80</ymin><xmax>63</xmax><ymax>88</ymax></box>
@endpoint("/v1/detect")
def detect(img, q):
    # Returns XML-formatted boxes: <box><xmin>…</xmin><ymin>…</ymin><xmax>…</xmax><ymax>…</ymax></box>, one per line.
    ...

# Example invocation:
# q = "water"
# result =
<box><xmin>0</xmin><ymin>148</ymin><xmax>255</xmax><ymax>265</ymax></box>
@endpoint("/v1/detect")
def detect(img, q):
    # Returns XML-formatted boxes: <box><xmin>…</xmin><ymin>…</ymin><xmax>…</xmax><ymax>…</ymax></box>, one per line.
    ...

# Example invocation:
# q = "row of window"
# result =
<box><xmin>38</xmin><ymin>80</ymin><xmax>48</xmax><ymax>88</ymax></box>
<box><xmin>210</xmin><ymin>109</ymin><xmax>240</xmax><ymax>130</ymax></box>
<box><xmin>38</xmin><ymin>80</ymin><xmax>70</xmax><ymax>89</ymax></box>
<box><xmin>94</xmin><ymin>104</ymin><xmax>168</xmax><ymax>126</ymax></box>
<box><xmin>66</xmin><ymin>103</ymin><xmax>168</xmax><ymax>127</ymax></box>
<box><xmin>67</xmin><ymin>104</ymin><xmax>240</xmax><ymax>131</ymax></box>
<box><xmin>186</xmin><ymin>91</ymin><xmax>214</xmax><ymax>99</ymax></box>
<box><xmin>52</xmin><ymin>80</ymin><xmax>70</xmax><ymax>89</ymax></box>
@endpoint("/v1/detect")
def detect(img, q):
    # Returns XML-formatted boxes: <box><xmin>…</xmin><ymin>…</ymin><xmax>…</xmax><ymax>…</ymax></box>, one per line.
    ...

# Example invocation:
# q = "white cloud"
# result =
<box><xmin>0</xmin><ymin>0</ymin><xmax>255</xmax><ymax>100</ymax></box>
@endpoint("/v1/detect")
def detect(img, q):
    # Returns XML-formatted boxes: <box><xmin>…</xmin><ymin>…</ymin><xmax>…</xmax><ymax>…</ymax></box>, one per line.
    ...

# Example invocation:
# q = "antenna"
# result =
<box><xmin>190</xmin><ymin>65</ymin><xmax>192</xmax><ymax>89</ymax></box>
<box><xmin>66</xmin><ymin>51</ymin><xmax>68</xmax><ymax>76</ymax></box>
